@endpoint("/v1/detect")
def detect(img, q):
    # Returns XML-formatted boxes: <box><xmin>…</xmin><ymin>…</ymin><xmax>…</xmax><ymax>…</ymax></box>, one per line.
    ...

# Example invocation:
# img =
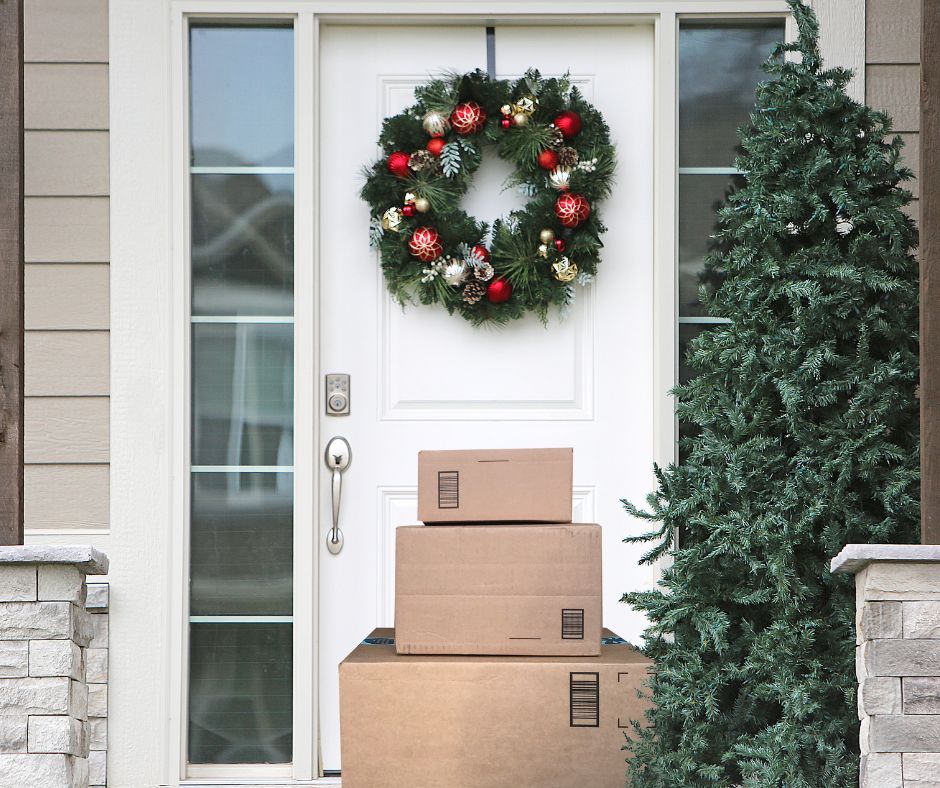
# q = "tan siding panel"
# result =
<box><xmin>25</xmin><ymin>197</ymin><xmax>109</xmax><ymax>262</ymax></box>
<box><xmin>25</xmin><ymin>331</ymin><xmax>109</xmax><ymax>396</ymax></box>
<box><xmin>25</xmin><ymin>131</ymin><xmax>109</xmax><ymax>196</ymax></box>
<box><xmin>24</xmin><ymin>64</ymin><xmax>108</xmax><ymax>130</ymax></box>
<box><xmin>25</xmin><ymin>397</ymin><xmax>109</xmax><ymax>463</ymax></box>
<box><xmin>866</xmin><ymin>0</ymin><xmax>920</xmax><ymax>64</ymax></box>
<box><xmin>899</xmin><ymin>133</ymin><xmax>921</xmax><ymax>198</ymax></box>
<box><xmin>24</xmin><ymin>0</ymin><xmax>108</xmax><ymax>64</ymax></box>
<box><xmin>25</xmin><ymin>464</ymin><xmax>108</xmax><ymax>531</ymax></box>
<box><xmin>866</xmin><ymin>65</ymin><xmax>921</xmax><ymax>132</ymax></box>
<box><xmin>25</xmin><ymin>264</ymin><xmax>109</xmax><ymax>330</ymax></box>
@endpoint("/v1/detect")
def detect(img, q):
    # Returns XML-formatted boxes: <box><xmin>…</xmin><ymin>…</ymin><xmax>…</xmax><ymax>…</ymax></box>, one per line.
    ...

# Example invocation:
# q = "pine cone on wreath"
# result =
<box><xmin>547</xmin><ymin>125</ymin><xmax>565</xmax><ymax>149</ymax></box>
<box><xmin>474</xmin><ymin>261</ymin><xmax>494</xmax><ymax>282</ymax></box>
<box><xmin>558</xmin><ymin>146</ymin><xmax>579</xmax><ymax>167</ymax></box>
<box><xmin>462</xmin><ymin>279</ymin><xmax>485</xmax><ymax>304</ymax></box>
<box><xmin>408</xmin><ymin>149</ymin><xmax>437</xmax><ymax>173</ymax></box>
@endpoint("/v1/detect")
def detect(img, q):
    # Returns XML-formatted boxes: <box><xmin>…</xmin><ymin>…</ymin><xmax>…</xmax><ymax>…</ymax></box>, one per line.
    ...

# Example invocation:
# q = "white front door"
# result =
<box><xmin>317</xmin><ymin>22</ymin><xmax>656</xmax><ymax>771</ymax></box>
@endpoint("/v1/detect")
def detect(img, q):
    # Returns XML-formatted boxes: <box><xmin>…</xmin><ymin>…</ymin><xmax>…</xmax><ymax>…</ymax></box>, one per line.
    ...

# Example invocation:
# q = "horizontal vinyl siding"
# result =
<box><xmin>25</xmin><ymin>465</ymin><xmax>109</xmax><ymax>532</ymax></box>
<box><xmin>866</xmin><ymin>0</ymin><xmax>921</xmax><ymax>225</ymax></box>
<box><xmin>24</xmin><ymin>0</ymin><xmax>109</xmax><ymax>533</ymax></box>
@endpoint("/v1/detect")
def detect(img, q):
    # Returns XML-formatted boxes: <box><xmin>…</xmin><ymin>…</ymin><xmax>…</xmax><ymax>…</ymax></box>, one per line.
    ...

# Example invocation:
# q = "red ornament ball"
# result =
<box><xmin>500</xmin><ymin>117</ymin><xmax>512</xmax><ymax>130</ymax></box>
<box><xmin>451</xmin><ymin>102</ymin><xmax>487</xmax><ymax>135</ymax></box>
<box><xmin>554</xmin><ymin>238</ymin><xmax>566</xmax><ymax>252</ymax></box>
<box><xmin>472</xmin><ymin>244</ymin><xmax>490</xmax><ymax>263</ymax></box>
<box><xmin>408</xmin><ymin>226</ymin><xmax>443</xmax><ymax>262</ymax></box>
<box><xmin>387</xmin><ymin>150</ymin><xmax>411</xmax><ymax>178</ymax></box>
<box><xmin>401</xmin><ymin>203</ymin><xmax>416</xmax><ymax>218</ymax></box>
<box><xmin>537</xmin><ymin>149</ymin><xmax>560</xmax><ymax>171</ymax></box>
<box><xmin>426</xmin><ymin>137</ymin><xmax>446</xmax><ymax>157</ymax></box>
<box><xmin>554</xmin><ymin>193</ymin><xmax>590</xmax><ymax>228</ymax></box>
<box><xmin>486</xmin><ymin>277</ymin><xmax>512</xmax><ymax>304</ymax></box>
<box><xmin>553</xmin><ymin>111</ymin><xmax>582</xmax><ymax>139</ymax></box>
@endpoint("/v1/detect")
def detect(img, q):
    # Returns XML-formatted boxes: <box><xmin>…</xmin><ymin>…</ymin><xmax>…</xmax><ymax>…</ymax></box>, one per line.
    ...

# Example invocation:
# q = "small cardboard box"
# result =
<box><xmin>339</xmin><ymin>628</ymin><xmax>651</xmax><ymax>788</ymax></box>
<box><xmin>417</xmin><ymin>447</ymin><xmax>572</xmax><ymax>524</ymax></box>
<box><xmin>395</xmin><ymin>523</ymin><xmax>601</xmax><ymax>656</ymax></box>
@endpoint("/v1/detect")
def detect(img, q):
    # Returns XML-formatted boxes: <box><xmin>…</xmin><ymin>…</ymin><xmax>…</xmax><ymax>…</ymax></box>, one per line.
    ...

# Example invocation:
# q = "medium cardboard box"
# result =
<box><xmin>395</xmin><ymin>523</ymin><xmax>601</xmax><ymax>656</ymax></box>
<box><xmin>417</xmin><ymin>447</ymin><xmax>572</xmax><ymax>523</ymax></box>
<box><xmin>339</xmin><ymin>628</ymin><xmax>651</xmax><ymax>788</ymax></box>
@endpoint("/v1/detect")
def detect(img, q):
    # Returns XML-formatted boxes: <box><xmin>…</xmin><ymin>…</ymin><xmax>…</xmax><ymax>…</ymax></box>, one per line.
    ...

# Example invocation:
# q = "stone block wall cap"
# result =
<box><xmin>831</xmin><ymin>544</ymin><xmax>940</xmax><ymax>575</ymax></box>
<box><xmin>0</xmin><ymin>546</ymin><xmax>108</xmax><ymax>575</ymax></box>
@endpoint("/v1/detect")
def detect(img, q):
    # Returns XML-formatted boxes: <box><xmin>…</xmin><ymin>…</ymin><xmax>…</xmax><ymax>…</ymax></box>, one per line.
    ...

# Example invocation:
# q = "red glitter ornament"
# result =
<box><xmin>554</xmin><ymin>193</ymin><xmax>590</xmax><ymax>228</ymax></box>
<box><xmin>537</xmin><ymin>149</ymin><xmax>560</xmax><ymax>171</ymax></box>
<box><xmin>553</xmin><ymin>111</ymin><xmax>582</xmax><ymax>139</ymax></box>
<box><xmin>408</xmin><ymin>226</ymin><xmax>443</xmax><ymax>262</ymax></box>
<box><xmin>401</xmin><ymin>203</ymin><xmax>416</xmax><ymax>218</ymax></box>
<box><xmin>554</xmin><ymin>238</ymin><xmax>566</xmax><ymax>252</ymax></box>
<box><xmin>500</xmin><ymin>117</ymin><xmax>512</xmax><ymax>130</ymax></box>
<box><xmin>472</xmin><ymin>244</ymin><xmax>490</xmax><ymax>263</ymax></box>
<box><xmin>450</xmin><ymin>102</ymin><xmax>486</xmax><ymax>135</ymax></box>
<box><xmin>426</xmin><ymin>137</ymin><xmax>446</xmax><ymax>157</ymax></box>
<box><xmin>387</xmin><ymin>151</ymin><xmax>411</xmax><ymax>178</ymax></box>
<box><xmin>486</xmin><ymin>277</ymin><xmax>512</xmax><ymax>304</ymax></box>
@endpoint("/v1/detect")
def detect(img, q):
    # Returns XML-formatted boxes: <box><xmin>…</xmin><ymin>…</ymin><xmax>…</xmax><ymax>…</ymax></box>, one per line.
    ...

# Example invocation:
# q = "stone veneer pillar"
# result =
<box><xmin>833</xmin><ymin>544</ymin><xmax>940</xmax><ymax>788</ymax></box>
<box><xmin>0</xmin><ymin>546</ymin><xmax>108</xmax><ymax>788</ymax></box>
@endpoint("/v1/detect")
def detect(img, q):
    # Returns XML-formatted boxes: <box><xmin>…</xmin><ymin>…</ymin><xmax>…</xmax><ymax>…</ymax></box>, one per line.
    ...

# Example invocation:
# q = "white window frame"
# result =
<box><xmin>106</xmin><ymin>1</ymin><xmax>864</xmax><ymax>785</ymax></box>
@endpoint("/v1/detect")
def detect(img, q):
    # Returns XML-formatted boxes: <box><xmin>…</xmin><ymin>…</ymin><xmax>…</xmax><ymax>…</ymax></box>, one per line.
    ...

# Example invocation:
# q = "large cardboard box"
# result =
<box><xmin>339</xmin><ymin>628</ymin><xmax>651</xmax><ymax>788</ymax></box>
<box><xmin>417</xmin><ymin>447</ymin><xmax>572</xmax><ymax>523</ymax></box>
<box><xmin>395</xmin><ymin>523</ymin><xmax>601</xmax><ymax>656</ymax></box>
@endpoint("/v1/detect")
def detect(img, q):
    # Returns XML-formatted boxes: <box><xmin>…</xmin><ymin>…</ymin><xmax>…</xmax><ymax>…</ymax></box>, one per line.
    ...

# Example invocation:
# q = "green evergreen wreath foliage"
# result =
<box><xmin>360</xmin><ymin>70</ymin><xmax>616</xmax><ymax>324</ymax></box>
<box><xmin>622</xmin><ymin>3</ymin><xmax>919</xmax><ymax>786</ymax></box>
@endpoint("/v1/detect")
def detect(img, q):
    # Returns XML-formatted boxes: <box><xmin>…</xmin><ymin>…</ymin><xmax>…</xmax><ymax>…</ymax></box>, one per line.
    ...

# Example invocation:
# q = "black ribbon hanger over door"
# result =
<box><xmin>486</xmin><ymin>26</ymin><xmax>496</xmax><ymax>78</ymax></box>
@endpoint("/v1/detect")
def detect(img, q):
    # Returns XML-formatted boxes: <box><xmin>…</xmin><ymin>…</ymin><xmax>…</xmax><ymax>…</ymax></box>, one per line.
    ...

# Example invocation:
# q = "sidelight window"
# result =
<box><xmin>187</xmin><ymin>22</ymin><xmax>295</xmax><ymax>767</ymax></box>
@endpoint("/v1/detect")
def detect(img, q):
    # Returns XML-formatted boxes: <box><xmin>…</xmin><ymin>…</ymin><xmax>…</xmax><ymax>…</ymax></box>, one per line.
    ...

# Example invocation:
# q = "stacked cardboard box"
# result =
<box><xmin>340</xmin><ymin>448</ymin><xmax>652</xmax><ymax>788</ymax></box>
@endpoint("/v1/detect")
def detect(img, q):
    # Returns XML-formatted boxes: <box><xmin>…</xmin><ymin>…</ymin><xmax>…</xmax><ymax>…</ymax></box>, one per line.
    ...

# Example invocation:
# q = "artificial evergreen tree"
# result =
<box><xmin>622</xmin><ymin>3</ymin><xmax>919</xmax><ymax>785</ymax></box>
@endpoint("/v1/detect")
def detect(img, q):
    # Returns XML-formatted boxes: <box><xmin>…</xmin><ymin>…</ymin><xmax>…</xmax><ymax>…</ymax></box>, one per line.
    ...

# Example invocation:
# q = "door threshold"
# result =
<box><xmin>180</xmin><ymin>780</ymin><xmax>340</xmax><ymax>787</ymax></box>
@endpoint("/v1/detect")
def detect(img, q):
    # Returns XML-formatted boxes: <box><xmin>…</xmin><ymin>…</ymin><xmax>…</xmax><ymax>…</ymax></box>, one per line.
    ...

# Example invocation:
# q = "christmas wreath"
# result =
<box><xmin>361</xmin><ymin>70</ymin><xmax>616</xmax><ymax>324</ymax></box>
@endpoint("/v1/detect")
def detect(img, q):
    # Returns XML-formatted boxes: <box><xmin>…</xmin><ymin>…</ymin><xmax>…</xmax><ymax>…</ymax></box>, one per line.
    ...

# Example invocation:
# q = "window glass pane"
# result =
<box><xmin>190</xmin><ymin>473</ymin><xmax>292</xmax><ymax>616</ymax></box>
<box><xmin>192</xmin><ymin>173</ymin><xmax>294</xmax><ymax>316</ymax></box>
<box><xmin>678</xmin><ymin>174</ymin><xmax>745</xmax><ymax>317</ymax></box>
<box><xmin>679</xmin><ymin>23</ymin><xmax>783</xmax><ymax>167</ymax></box>
<box><xmin>189</xmin><ymin>623</ymin><xmax>293</xmax><ymax>764</ymax></box>
<box><xmin>188</xmin><ymin>22</ymin><xmax>294</xmax><ymax>767</ymax></box>
<box><xmin>190</xmin><ymin>25</ymin><xmax>294</xmax><ymax>167</ymax></box>
<box><xmin>192</xmin><ymin>322</ymin><xmax>294</xmax><ymax>468</ymax></box>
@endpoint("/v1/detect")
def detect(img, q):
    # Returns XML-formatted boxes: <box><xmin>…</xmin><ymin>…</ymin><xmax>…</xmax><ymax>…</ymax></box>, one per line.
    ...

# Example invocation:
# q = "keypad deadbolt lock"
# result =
<box><xmin>326</xmin><ymin>373</ymin><xmax>350</xmax><ymax>415</ymax></box>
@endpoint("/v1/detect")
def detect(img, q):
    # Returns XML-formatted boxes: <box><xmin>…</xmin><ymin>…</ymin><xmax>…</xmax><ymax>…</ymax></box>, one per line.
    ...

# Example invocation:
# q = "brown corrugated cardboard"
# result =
<box><xmin>339</xmin><ymin>627</ymin><xmax>651</xmax><ymax>788</ymax></box>
<box><xmin>417</xmin><ymin>447</ymin><xmax>572</xmax><ymax>523</ymax></box>
<box><xmin>395</xmin><ymin>523</ymin><xmax>601</xmax><ymax>656</ymax></box>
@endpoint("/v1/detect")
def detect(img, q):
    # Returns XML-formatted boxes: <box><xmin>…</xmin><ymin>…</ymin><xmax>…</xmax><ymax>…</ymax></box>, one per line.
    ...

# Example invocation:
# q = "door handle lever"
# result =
<box><xmin>324</xmin><ymin>436</ymin><xmax>351</xmax><ymax>555</ymax></box>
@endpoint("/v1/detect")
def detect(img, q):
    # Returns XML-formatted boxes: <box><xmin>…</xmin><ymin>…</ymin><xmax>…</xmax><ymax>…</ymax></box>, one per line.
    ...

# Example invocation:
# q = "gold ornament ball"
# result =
<box><xmin>513</xmin><ymin>112</ymin><xmax>529</xmax><ymax>128</ymax></box>
<box><xmin>539</xmin><ymin>228</ymin><xmax>556</xmax><ymax>244</ymax></box>
<box><xmin>552</xmin><ymin>257</ymin><xmax>579</xmax><ymax>283</ymax></box>
<box><xmin>413</xmin><ymin>197</ymin><xmax>431</xmax><ymax>213</ymax></box>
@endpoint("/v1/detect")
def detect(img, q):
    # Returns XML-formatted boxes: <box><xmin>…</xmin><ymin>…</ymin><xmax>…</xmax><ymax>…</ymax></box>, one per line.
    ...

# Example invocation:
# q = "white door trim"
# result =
<box><xmin>109</xmin><ymin>1</ymin><xmax>819</xmax><ymax>785</ymax></box>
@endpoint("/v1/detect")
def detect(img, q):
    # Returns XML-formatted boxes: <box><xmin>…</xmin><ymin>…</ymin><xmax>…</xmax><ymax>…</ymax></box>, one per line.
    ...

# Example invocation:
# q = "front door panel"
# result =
<box><xmin>317</xmin><ymin>22</ymin><xmax>655</xmax><ymax>771</ymax></box>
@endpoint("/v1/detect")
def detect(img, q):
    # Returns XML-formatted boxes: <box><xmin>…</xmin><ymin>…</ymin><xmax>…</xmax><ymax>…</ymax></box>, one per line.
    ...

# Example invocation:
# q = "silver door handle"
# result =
<box><xmin>324</xmin><ymin>436</ymin><xmax>351</xmax><ymax>555</ymax></box>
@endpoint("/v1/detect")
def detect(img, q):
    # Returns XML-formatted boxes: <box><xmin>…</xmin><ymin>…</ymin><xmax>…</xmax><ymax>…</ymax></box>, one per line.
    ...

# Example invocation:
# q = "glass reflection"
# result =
<box><xmin>678</xmin><ymin>175</ymin><xmax>744</xmax><ymax>317</ymax></box>
<box><xmin>191</xmin><ymin>322</ymin><xmax>294</xmax><ymax>468</ymax></box>
<box><xmin>679</xmin><ymin>23</ymin><xmax>783</xmax><ymax>167</ymax></box>
<box><xmin>189</xmin><ymin>623</ymin><xmax>293</xmax><ymax>764</ymax></box>
<box><xmin>190</xmin><ymin>25</ymin><xmax>294</xmax><ymax>167</ymax></box>
<box><xmin>191</xmin><ymin>174</ymin><xmax>294</xmax><ymax>316</ymax></box>
<box><xmin>190</xmin><ymin>473</ymin><xmax>293</xmax><ymax>616</ymax></box>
